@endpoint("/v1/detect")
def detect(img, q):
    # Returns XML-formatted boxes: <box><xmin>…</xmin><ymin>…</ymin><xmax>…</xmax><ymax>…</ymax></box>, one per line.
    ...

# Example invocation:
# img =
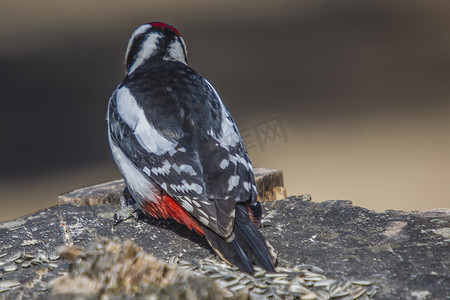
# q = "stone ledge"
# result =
<box><xmin>0</xmin><ymin>196</ymin><xmax>448</xmax><ymax>299</ymax></box>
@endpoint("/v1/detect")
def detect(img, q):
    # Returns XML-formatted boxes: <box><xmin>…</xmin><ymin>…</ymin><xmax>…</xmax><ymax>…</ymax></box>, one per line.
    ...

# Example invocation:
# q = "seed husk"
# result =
<box><xmin>352</xmin><ymin>280</ymin><xmax>372</xmax><ymax>286</ymax></box>
<box><xmin>2</xmin><ymin>263</ymin><xmax>18</xmax><ymax>272</ymax></box>
<box><xmin>0</xmin><ymin>280</ymin><xmax>20</xmax><ymax>289</ymax></box>
<box><xmin>4</xmin><ymin>251</ymin><xmax>21</xmax><ymax>262</ymax></box>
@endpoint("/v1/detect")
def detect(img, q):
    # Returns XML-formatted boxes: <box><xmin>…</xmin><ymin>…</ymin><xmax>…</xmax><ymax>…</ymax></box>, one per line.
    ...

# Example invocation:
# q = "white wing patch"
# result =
<box><xmin>116</xmin><ymin>87</ymin><xmax>177</xmax><ymax>155</ymax></box>
<box><xmin>180</xmin><ymin>199</ymin><xmax>194</xmax><ymax>212</ymax></box>
<box><xmin>229</xmin><ymin>153</ymin><xmax>250</xmax><ymax>170</ymax></box>
<box><xmin>143</xmin><ymin>166</ymin><xmax>151</xmax><ymax>176</ymax></box>
<box><xmin>151</xmin><ymin>160</ymin><xmax>171</xmax><ymax>176</ymax></box>
<box><xmin>220</xmin><ymin>159</ymin><xmax>229</xmax><ymax>169</ymax></box>
<box><xmin>243</xmin><ymin>181</ymin><xmax>251</xmax><ymax>192</ymax></box>
<box><xmin>170</xmin><ymin>180</ymin><xmax>203</xmax><ymax>194</ymax></box>
<box><xmin>172</xmin><ymin>163</ymin><xmax>197</xmax><ymax>176</ymax></box>
<box><xmin>198</xmin><ymin>216</ymin><xmax>209</xmax><ymax>225</ymax></box>
<box><xmin>107</xmin><ymin>132</ymin><xmax>159</xmax><ymax>205</ymax></box>
<box><xmin>204</xmin><ymin>80</ymin><xmax>241</xmax><ymax>149</ymax></box>
<box><xmin>227</xmin><ymin>175</ymin><xmax>240</xmax><ymax>192</ymax></box>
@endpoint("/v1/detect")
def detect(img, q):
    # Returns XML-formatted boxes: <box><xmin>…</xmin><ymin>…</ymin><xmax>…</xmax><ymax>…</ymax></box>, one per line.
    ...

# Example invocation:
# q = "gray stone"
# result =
<box><xmin>0</xmin><ymin>196</ymin><xmax>448</xmax><ymax>299</ymax></box>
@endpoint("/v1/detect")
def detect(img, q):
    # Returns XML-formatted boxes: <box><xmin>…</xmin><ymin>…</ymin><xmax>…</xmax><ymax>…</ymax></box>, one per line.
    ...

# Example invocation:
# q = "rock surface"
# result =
<box><xmin>0</xmin><ymin>196</ymin><xmax>448</xmax><ymax>299</ymax></box>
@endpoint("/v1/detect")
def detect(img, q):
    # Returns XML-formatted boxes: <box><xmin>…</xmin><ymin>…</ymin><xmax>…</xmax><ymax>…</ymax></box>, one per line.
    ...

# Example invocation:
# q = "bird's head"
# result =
<box><xmin>125</xmin><ymin>22</ymin><xmax>188</xmax><ymax>74</ymax></box>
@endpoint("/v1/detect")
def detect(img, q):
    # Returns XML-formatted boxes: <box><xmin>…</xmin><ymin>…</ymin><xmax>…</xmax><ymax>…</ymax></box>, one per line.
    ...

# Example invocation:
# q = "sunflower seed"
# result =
<box><xmin>289</xmin><ymin>284</ymin><xmax>311</xmax><ymax>294</ymax></box>
<box><xmin>49</xmin><ymin>250</ymin><xmax>60</xmax><ymax>261</ymax></box>
<box><xmin>216</xmin><ymin>277</ymin><xmax>240</xmax><ymax>288</ymax></box>
<box><xmin>2</xmin><ymin>263</ymin><xmax>17</xmax><ymax>272</ymax></box>
<box><xmin>273</xmin><ymin>278</ymin><xmax>290</xmax><ymax>285</ymax></box>
<box><xmin>352</xmin><ymin>280</ymin><xmax>372</xmax><ymax>286</ymax></box>
<box><xmin>266</xmin><ymin>272</ymin><xmax>288</xmax><ymax>278</ymax></box>
<box><xmin>304</xmin><ymin>277</ymin><xmax>325</xmax><ymax>282</ymax></box>
<box><xmin>0</xmin><ymin>280</ymin><xmax>20</xmax><ymax>289</ymax></box>
<box><xmin>301</xmin><ymin>292</ymin><xmax>318</xmax><ymax>299</ymax></box>
<box><xmin>249</xmin><ymin>291</ymin><xmax>268</xmax><ymax>300</ymax></box>
<box><xmin>168</xmin><ymin>256</ymin><xmax>178</xmax><ymax>265</ymax></box>
<box><xmin>331</xmin><ymin>291</ymin><xmax>350</xmax><ymax>298</ymax></box>
<box><xmin>31</xmin><ymin>259</ymin><xmax>43</xmax><ymax>265</ymax></box>
<box><xmin>310</xmin><ymin>266</ymin><xmax>325</xmax><ymax>273</ymax></box>
<box><xmin>275</xmin><ymin>266</ymin><xmax>292</xmax><ymax>273</ymax></box>
<box><xmin>230</xmin><ymin>284</ymin><xmax>248</xmax><ymax>292</ymax></box>
<box><xmin>366</xmin><ymin>286</ymin><xmax>378</xmax><ymax>297</ymax></box>
<box><xmin>254</xmin><ymin>270</ymin><xmax>266</xmax><ymax>278</ymax></box>
<box><xmin>340</xmin><ymin>281</ymin><xmax>353</xmax><ymax>290</ymax></box>
<box><xmin>314</xmin><ymin>279</ymin><xmax>337</xmax><ymax>288</ymax></box>
<box><xmin>24</xmin><ymin>252</ymin><xmax>35</xmax><ymax>259</ymax></box>
<box><xmin>22</xmin><ymin>260</ymin><xmax>32</xmax><ymax>268</ymax></box>
<box><xmin>4</xmin><ymin>251</ymin><xmax>21</xmax><ymax>262</ymax></box>
<box><xmin>351</xmin><ymin>286</ymin><xmax>366</xmax><ymax>299</ymax></box>
<box><xmin>48</xmin><ymin>263</ymin><xmax>59</xmax><ymax>269</ymax></box>
<box><xmin>36</xmin><ymin>252</ymin><xmax>49</xmax><ymax>263</ymax></box>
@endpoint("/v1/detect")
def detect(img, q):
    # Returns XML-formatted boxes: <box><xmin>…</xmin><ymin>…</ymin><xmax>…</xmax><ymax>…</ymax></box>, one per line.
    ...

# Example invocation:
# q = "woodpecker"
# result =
<box><xmin>107</xmin><ymin>22</ymin><xmax>276</xmax><ymax>273</ymax></box>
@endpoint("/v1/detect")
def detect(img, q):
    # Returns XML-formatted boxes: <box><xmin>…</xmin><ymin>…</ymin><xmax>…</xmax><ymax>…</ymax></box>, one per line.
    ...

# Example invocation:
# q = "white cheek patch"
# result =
<box><xmin>116</xmin><ymin>87</ymin><xmax>177</xmax><ymax>155</ymax></box>
<box><xmin>125</xmin><ymin>24</ymin><xmax>152</xmax><ymax>61</ymax></box>
<box><xmin>128</xmin><ymin>32</ymin><xmax>162</xmax><ymax>74</ymax></box>
<box><xmin>166</xmin><ymin>38</ymin><xmax>187</xmax><ymax>64</ymax></box>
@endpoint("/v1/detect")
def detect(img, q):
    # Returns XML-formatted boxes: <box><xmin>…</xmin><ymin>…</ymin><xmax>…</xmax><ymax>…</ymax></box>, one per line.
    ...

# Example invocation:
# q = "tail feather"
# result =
<box><xmin>201</xmin><ymin>203</ymin><xmax>276</xmax><ymax>274</ymax></box>
<box><xmin>202</xmin><ymin>225</ymin><xmax>254</xmax><ymax>274</ymax></box>
<box><xmin>234</xmin><ymin>205</ymin><xmax>275</xmax><ymax>272</ymax></box>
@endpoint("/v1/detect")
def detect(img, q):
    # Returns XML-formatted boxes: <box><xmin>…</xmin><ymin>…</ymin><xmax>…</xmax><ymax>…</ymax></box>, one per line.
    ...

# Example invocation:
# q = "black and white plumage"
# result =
<box><xmin>107</xmin><ymin>22</ymin><xmax>276</xmax><ymax>273</ymax></box>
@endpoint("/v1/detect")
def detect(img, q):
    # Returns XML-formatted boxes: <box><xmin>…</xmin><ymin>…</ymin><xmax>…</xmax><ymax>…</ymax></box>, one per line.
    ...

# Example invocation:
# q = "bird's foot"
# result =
<box><xmin>113</xmin><ymin>195</ymin><xmax>141</xmax><ymax>226</ymax></box>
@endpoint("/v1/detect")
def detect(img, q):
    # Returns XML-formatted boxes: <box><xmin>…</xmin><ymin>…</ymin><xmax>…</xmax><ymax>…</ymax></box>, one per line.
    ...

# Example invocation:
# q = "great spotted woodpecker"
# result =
<box><xmin>107</xmin><ymin>22</ymin><xmax>276</xmax><ymax>273</ymax></box>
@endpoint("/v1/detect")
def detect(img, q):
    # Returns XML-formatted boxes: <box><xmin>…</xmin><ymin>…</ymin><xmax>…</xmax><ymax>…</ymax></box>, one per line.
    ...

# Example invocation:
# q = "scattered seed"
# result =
<box><xmin>289</xmin><ymin>284</ymin><xmax>311</xmax><ymax>294</ymax></box>
<box><xmin>168</xmin><ymin>256</ymin><xmax>178</xmax><ymax>265</ymax></box>
<box><xmin>254</xmin><ymin>270</ymin><xmax>266</xmax><ymax>278</ymax></box>
<box><xmin>49</xmin><ymin>250</ymin><xmax>60</xmax><ymax>261</ymax></box>
<box><xmin>230</xmin><ymin>284</ymin><xmax>247</xmax><ymax>292</ymax></box>
<box><xmin>48</xmin><ymin>263</ymin><xmax>59</xmax><ymax>269</ymax></box>
<box><xmin>24</xmin><ymin>252</ymin><xmax>35</xmax><ymax>259</ymax></box>
<box><xmin>170</xmin><ymin>256</ymin><xmax>377</xmax><ymax>299</ymax></box>
<box><xmin>31</xmin><ymin>259</ymin><xmax>42</xmax><ymax>265</ymax></box>
<box><xmin>273</xmin><ymin>279</ymin><xmax>290</xmax><ymax>285</ymax></box>
<box><xmin>266</xmin><ymin>272</ymin><xmax>288</xmax><ymax>278</ymax></box>
<box><xmin>310</xmin><ymin>266</ymin><xmax>325</xmax><ymax>273</ymax></box>
<box><xmin>2</xmin><ymin>264</ymin><xmax>18</xmax><ymax>272</ymax></box>
<box><xmin>352</xmin><ymin>286</ymin><xmax>367</xmax><ymax>299</ymax></box>
<box><xmin>22</xmin><ymin>260</ymin><xmax>32</xmax><ymax>268</ymax></box>
<box><xmin>0</xmin><ymin>280</ymin><xmax>20</xmax><ymax>289</ymax></box>
<box><xmin>314</xmin><ymin>279</ymin><xmax>337</xmax><ymax>287</ymax></box>
<box><xmin>0</xmin><ymin>253</ymin><xmax>7</xmax><ymax>259</ymax></box>
<box><xmin>4</xmin><ymin>251</ymin><xmax>21</xmax><ymax>262</ymax></box>
<box><xmin>301</xmin><ymin>292</ymin><xmax>318</xmax><ymax>299</ymax></box>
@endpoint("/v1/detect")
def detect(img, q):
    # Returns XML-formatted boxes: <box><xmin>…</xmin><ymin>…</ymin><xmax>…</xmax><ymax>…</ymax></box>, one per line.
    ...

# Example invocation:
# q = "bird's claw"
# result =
<box><xmin>113</xmin><ymin>195</ymin><xmax>140</xmax><ymax>226</ymax></box>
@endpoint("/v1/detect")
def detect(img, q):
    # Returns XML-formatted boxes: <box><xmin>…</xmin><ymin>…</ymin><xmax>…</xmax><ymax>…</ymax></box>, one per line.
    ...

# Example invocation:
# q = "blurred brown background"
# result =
<box><xmin>1</xmin><ymin>0</ymin><xmax>449</xmax><ymax>222</ymax></box>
